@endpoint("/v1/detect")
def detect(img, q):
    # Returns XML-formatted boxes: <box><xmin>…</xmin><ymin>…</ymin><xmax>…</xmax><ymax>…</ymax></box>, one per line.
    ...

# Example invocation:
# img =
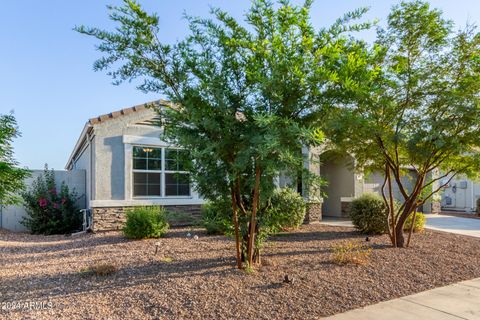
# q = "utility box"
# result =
<box><xmin>445</xmin><ymin>196</ymin><xmax>452</xmax><ymax>206</ymax></box>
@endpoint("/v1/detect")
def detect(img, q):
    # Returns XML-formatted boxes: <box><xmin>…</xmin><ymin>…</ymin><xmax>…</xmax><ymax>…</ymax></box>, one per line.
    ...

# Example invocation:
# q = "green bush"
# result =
<box><xmin>123</xmin><ymin>207</ymin><xmax>169</xmax><ymax>239</ymax></box>
<box><xmin>267</xmin><ymin>187</ymin><xmax>306</xmax><ymax>230</ymax></box>
<box><xmin>403</xmin><ymin>212</ymin><xmax>426</xmax><ymax>233</ymax></box>
<box><xmin>22</xmin><ymin>167</ymin><xmax>82</xmax><ymax>235</ymax></box>
<box><xmin>202</xmin><ymin>188</ymin><xmax>306</xmax><ymax>235</ymax></box>
<box><xmin>201</xmin><ymin>199</ymin><xmax>233</xmax><ymax>235</ymax></box>
<box><xmin>349</xmin><ymin>193</ymin><xmax>388</xmax><ymax>234</ymax></box>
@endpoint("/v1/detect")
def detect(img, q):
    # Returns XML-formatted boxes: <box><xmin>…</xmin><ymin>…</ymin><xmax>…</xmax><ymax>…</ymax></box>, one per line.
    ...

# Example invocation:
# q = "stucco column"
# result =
<box><xmin>303</xmin><ymin>146</ymin><xmax>322</xmax><ymax>223</ymax></box>
<box><xmin>424</xmin><ymin>170</ymin><xmax>441</xmax><ymax>214</ymax></box>
<box><xmin>124</xmin><ymin>143</ymin><xmax>133</xmax><ymax>200</ymax></box>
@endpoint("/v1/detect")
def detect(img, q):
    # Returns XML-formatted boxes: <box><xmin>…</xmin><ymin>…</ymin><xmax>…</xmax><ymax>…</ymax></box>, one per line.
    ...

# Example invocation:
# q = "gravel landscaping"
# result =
<box><xmin>1</xmin><ymin>224</ymin><xmax>480</xmax><ymax>320</ymax></box>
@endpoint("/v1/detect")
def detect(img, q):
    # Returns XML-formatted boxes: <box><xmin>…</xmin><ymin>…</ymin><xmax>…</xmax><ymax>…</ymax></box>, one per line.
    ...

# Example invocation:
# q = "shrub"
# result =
<box><xmin>349</xmin><ymin>193</ymin><xmax>388</xmax><ymax>234</ymax></box>
<box><xmin>21</xmin><ymin>166</ymin><xmax>82</xmax><ymax>235</ymax></box>
<box><xmin>81</xmin><ymin>263</ymin><xmax>117</xmax><ymax>276</ymax></box>
<box><xmin>403</xmin><ymin>212</ymin><xmax>426</xmax><ymax>233</ymax></box>
<box><xmin>476</xmin><ymin>198</ymin><xmax>480</xmax><ymax>216</ymax></box>
<box><xmin>123</xmin><ymin>206</ymin><xmax>169</xmax><ymax>239</ymax></box>
<box><xmin>331</xmin><ymin>240</ymin><xmax>372</xmax><ymax>265</ymax></box>
<box><xmin>267</xmin><ymin>188</ymin><xmax>306</xmax><ymax>230</ymax></box>
<box><xmin>202</xmin><ymin>188</ymin><xmax>306</xmax><ymax>236</ymax></box>
<box><xmin>201</xmin><ymin>198</ymin><xmax>233</xmax><ymax>235</ymax></box>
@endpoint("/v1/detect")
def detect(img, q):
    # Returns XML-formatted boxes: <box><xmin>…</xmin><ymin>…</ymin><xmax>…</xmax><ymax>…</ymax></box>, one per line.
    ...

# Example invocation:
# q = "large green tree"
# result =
<box><xmin>0</xmin><ymin>113</ymin><xmax>30</xmax><ymax>207</ymax></box>
<box><xmin>326</xmin><ymin>1</ymin><xmax>480</xmax><ymax>247</ymax></box>
<box><xmin>76</xmin><ymin>0</ymin><xmax>371</xmax><ymax>267</ymax></box>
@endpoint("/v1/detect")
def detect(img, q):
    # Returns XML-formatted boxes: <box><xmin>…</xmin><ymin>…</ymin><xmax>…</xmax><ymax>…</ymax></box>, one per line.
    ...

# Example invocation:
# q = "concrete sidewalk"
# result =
<box><xmin>324</xmin><ymin>278</ymin><xmax>480</xmax><ymax>320</ymax></box>
<box><xmin>319</xmin><ymin>217</ymin><xmax>354</xmax><ymax>228</ymax></box>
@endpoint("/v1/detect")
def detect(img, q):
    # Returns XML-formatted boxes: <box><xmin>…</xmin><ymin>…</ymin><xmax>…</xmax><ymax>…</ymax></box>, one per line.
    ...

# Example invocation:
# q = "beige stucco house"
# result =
<box><xmin>66</xmin><ymin>101</ymin><xmax>205</xmax><ymax>231</ymax></box>
<box><xmin>66</xmin><ymin>101</ymin><xmax>438</xmax><ymax>231</ymax></box>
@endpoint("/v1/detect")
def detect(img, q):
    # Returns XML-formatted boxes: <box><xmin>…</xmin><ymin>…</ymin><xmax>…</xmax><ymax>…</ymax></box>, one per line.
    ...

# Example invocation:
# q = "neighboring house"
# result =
<box><xmin>66</xmin><ymin>101</ymin><xmax>439</xmax><ymax>232</ymax></box>
<box><xmin>441</xmin><ymin>175</ymin><xmax>480</xmax><ymax>212</ymax></box>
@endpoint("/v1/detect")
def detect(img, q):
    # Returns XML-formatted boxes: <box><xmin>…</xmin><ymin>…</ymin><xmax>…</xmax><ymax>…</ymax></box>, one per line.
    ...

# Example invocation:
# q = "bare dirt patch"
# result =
<box><xmin>1</xmin><ymin>224</ymin><xmax>479</xmax><ymax>319</ymax></box>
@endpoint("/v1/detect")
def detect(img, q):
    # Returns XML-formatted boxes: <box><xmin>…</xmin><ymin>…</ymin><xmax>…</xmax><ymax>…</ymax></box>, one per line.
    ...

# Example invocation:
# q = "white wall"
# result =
<box><xmin>442</xmin><ymin>175</ymin><xmax>480</xmax><ymax>212</ymax></box>
<box><xmin>0</xmin><ymin>169</ymin><xmax>86</xmax><ymax>232</ymax></box>
<box><xmin>320</xmin><ymin>152</ymin><xmax>356</xmax><ymax>216</ymax></box>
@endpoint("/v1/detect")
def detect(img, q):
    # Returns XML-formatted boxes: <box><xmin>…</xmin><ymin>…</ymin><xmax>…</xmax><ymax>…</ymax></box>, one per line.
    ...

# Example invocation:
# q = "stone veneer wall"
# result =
<box><xmin>340</xmin><ymin>201</ymin><xmax>352</xmax><ymax>217</ymax></box>
<box><xmin>304</xmin><ymin>202</ymin><xmax>322</xmax><ymax>224</ymax></box>
<box><xmin>92</xmin><ymin>205</ymin><xmax>202</xmax><ymax>232</ymax></box>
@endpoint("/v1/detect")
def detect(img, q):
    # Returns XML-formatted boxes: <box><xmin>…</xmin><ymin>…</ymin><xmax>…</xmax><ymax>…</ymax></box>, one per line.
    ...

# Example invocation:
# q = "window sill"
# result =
<box><xmin>90</xmin><ymin>198</ymin><xmax>205</xmax><ymax>208</ymax></box>
<box><xmin>133</xmin><ymin>196</ymin><xmax>193</xmax><ymax>199</ymax></box>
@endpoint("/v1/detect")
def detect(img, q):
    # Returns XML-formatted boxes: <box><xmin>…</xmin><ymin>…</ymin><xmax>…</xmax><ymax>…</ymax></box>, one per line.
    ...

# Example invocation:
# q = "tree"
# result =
<box><xmin>0</xmin><ymin>113</ymin><xmax>30</xmax><ymax>207</ymax></box>
<box><xmin>326</xmin><ymin>0</ymin><xmax>480</xmax><ymax>247</ymax></box>
<box><xmin>76</xmin><ymin>0</ymin><xmax>371</xmax><ymax>267</ymax></box>
<box><xmin>21</xmin><ymin>165</ymin><xmax>82</xmax><ymax>235</ymax></box>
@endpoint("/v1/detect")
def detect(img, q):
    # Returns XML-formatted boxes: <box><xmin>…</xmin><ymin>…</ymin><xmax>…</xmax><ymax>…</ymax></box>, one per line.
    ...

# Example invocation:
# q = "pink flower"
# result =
<box><xmin>38</xmin><ymin>198</ymin><xmax>48</xmax><ymax>208</ymax></box>
<box><xmin>49</xmin><ymin>189</ymin><xmax>57</xmax><ymax>195</ymax></box>
<box><xmin>53</xmin><ymin>203</ymin><xmax>58</xmax><ymax>209</ymax></box>
<box><xmin>61</xmin><ymin>198</ymin><xmax>66</xmax><ymax>205</ymax></box>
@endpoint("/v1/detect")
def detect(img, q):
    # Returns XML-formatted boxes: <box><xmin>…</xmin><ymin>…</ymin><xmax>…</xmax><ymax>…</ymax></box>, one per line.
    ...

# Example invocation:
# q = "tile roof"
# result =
<box><xmin>88</xmin><ymin>101</ymin><xmax>165</xmax><ymax>125</ymax></box>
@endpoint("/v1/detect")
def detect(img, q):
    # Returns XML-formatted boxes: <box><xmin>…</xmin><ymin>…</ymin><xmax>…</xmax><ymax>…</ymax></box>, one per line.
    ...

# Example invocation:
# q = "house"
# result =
<box><xmin>66</xmin><ymin>100</ymin><xmax>204</xmax><ymax>231</ymax></box>
<box><xmin>441</xmin><ymin>175</ymin><xmax>480</xmax><ymax>213</ymax></box>
<box><xmin>66</xmin><ymin>101</ymin><xmax>440</xmax><ymax>232</ymax></box>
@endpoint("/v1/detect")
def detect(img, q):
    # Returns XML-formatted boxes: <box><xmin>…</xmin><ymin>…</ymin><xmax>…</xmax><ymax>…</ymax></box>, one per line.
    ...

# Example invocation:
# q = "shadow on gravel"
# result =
<box><xmin>271</xmin><ymin>230</ymin><xmax>362</xmax><ymax>243</ymax></box>
<box><xmin>0</xmin><ymin>255</ymin><xmax>238</xmax><ymax>302</ymax></box>
<box><xmin>252</xmin><ymin>283</ymin><xmax>284</xmax><ymax>290</ymax></box>
<box><xmin>0</xmin><ymin>234</ymin><xmax>128</xmax><ymax>255</ymax></box>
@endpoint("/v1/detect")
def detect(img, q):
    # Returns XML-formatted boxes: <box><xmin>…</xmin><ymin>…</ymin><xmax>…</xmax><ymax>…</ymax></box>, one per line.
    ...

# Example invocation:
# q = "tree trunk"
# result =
<box><xmin>394</xmin><ymin>203</ymin><xmax>414</xmax><ymax>248</ymax></box>
<box><xmin>394</xmin><ymin>224</ymin><xmax>405</xmax><ymax>247</ymax></box>
<box><xmin>386</xmin><ymin>166</ymin><xmax>397</xmax><ymax>247</ymax></box>
<box><xmin>247</xmin><ymin>165</ymin><xmax>261</xmax><ymax>267</ymax></box>
<box><xmin>231</xmin><ymin>187</ymin><xmax>242</xmax><ymax>269</ymax></box>
<box><xmin>406</xmin><ymin>208</ymin><xmax>417</xmax><ymax>247</ymax></box>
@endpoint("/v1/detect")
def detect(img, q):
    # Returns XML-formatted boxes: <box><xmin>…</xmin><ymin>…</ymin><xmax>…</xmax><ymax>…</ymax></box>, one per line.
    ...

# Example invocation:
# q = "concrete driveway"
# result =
<box><xmin>426</xmin><ymin>214</ymin><xmax>480</xmax><ymax>238</ymax></box>
<box><xmin>321</xmin><ymin>214</ymin><xmax>480</xmax><ymax>238</ymax></box>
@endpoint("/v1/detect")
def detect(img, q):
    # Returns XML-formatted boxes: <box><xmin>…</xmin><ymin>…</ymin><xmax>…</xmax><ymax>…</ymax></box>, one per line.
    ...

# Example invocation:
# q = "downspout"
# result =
<box><xmin>71</xmin><ymin>208</ymin><xmax>92</xmax><ymax>236</ymax></box>
<box><xmin>88</xmin><ymin>128</ymin><xmax>95</xmax><ymax>232</ymax></box>
<box><xmin>86</xmin><ymin>128</ymin><xmax>94</xmax><ymax>209</ymax></box>
<box><xmin>471</xmin><ymin>180</ymin><xmax>475</xmax><ymax>212</ymax></box>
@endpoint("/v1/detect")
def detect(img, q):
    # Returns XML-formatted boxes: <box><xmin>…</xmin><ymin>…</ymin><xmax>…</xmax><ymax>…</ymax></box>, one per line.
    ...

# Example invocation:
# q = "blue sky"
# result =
<box><xmin>1</xmin><ymin>0</ymin><xmax>479</xmax><ymax>170</ymax></box>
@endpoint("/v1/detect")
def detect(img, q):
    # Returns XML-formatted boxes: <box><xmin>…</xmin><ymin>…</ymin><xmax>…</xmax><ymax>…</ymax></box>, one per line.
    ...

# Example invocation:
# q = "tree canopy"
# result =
<box><xmin>326</xmin><ymin>0</ymin><xmax>480</xmax><ymax>247</ymax></box>
<box><xmin>0</xmin><ymin>113</ymin><xmax>30</xmax><ymax>207</ymax></box>
<box><xmin>76</xmin><ymin>0</ymin><xmax>371</xmax><ymax>267</ymax></box>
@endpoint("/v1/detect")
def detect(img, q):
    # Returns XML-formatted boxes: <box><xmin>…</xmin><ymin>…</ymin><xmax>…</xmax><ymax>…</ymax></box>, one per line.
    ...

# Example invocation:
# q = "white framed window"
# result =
<box><xmin>164</xmin><ymin>148</ymin><xmax>190</xmax><ymax>196</ymax></box>
<box><xmin>132</xmin><ymin>146</ymin><xmax>190</xmax><ymax>197</ymax></box>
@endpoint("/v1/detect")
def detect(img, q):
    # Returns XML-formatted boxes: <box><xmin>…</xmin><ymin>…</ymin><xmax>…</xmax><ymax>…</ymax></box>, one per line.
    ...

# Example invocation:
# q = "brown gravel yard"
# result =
<box><xmin>1</xmin><ymin>224</ymin><xmax>480</xmax><ymax>320</ymax></box>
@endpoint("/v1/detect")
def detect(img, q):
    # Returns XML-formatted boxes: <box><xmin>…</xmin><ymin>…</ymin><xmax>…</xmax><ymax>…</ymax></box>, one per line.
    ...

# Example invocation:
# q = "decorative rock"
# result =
<box><xmin>283</xmin><ymin>274</ymin><xmax>294</xmax><ymax>284</ymax></box>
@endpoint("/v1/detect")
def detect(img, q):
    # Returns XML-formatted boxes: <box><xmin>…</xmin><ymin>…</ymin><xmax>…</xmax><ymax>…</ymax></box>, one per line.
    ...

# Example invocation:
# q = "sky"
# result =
<box><xmin>1</xmin><ymin>0</ymin><xmax>479</xmax><ymax>170</ymax></box>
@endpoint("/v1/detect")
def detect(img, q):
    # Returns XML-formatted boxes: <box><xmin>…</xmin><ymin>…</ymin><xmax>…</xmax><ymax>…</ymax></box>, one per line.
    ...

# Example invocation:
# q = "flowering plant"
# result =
<box><xmin>21</xmin><ymin>165</ymin><xmax>82</xmax><ymax>235</ymax></box>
